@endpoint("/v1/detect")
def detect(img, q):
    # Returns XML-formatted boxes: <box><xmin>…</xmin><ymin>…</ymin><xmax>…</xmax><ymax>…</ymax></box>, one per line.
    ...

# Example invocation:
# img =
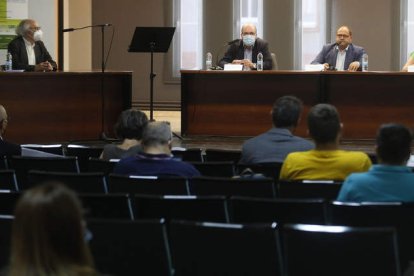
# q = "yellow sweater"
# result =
<box><xmin>280</xmin><ymin>150</ymin><xmax>372</xmax><ymax>181</ymax></box>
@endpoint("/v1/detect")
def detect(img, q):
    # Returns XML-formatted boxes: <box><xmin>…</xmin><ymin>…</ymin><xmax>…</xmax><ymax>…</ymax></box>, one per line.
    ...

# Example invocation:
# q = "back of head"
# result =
<box><xmin>376</xmin><ymin>123</ymin><xmax>412</xmax><ymax>165</ymax></box>
<box><xmin>142</xmin><ymin>121</ymin><xmax>172</xmax><ymax>148</ymax></box>
<box><xmin>307</xmin><ymin>103</ymin><xmax>340</xmax><ymax>144</ymax></box>
<box><xmin>15</xmin><ymin>19</ymin><xmax>34</xmax><ymax>36</ymax></box>
<box><xmin>10</xmin><ymin>182</ymin><xmax>95</xmax><ymax>276</ymax></box>
<box><xmin>272</xmin><ymin>95</ymin><xmax>303</xmax><ymax>128</ymax></box>
<box><xmin>114</xmin><ymin>109</ymin><xmax>148</xmax><ymax>140</ymax></box>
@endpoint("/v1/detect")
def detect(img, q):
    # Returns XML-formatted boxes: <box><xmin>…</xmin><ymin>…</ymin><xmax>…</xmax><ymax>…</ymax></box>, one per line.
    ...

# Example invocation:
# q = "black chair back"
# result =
<box><xmin>108</xmin><ymin>174</ymin><xmax>189</xmax><ymax>195</ymax></box>
<box><xmin>0</xmin><ymin>216</ymin><xmax>13</xmax><ymax>269</ymax></box>
<box><xmin>8</xmin><ymin>156</ymin><xmax>80</xmax><ymax>189</ymax></box>
<box><xmin>229</xmin><ymin>196</ymin><xmax>327</xmax><ymax>224</ymax></box>
<box><xmin>190</xmin><ymin>161</ymin><xmax>236</xmax><ymax>177</ymax></box>
<box><xmin>21</xmin><ymin>144</ymin><xmax>64</xmax><ymax>155</ymax></box>
<box><xmin>79</xmin><ymin>194</ymin><xmax>133</xmax><ymax>220</ymax></box>
<box><xmin>169</xmin><ymin>220</ymin><xmax>283</xmax><ymax>276</ymax></box>
<box><xmin>66</xmin><ymin>145</ymin><xmax>104</xmax><ymax>172</ymax></box>
<box><xmin>190</xmin><ymin>176</ymin><xmax>276</xmax><ymax>198</ymax></box>
<box><xmin>88</xmin><ymin>157</ymin><xmax>117</xmax><ymax>174</ymax></box>
<box><xmin>283</xmin><ymin>223</ymin><xmax>401</xmax><ymax>276</ymax></box>
<box><xmin>237</xmin><ymin>162</ymin><xmax>283</xmax><ymax>180</ymax></box>
<box><xmin>28</xmin><ymin>170</ymin><xmax>107</xmax><ymax>193</ymax></box>
<box><xmin>204</xmin><ymin>149</ymin><xmax>241</xmax><ymax>163</ymax></box>
<box><xmin>133</xmin><ymin>194</ymin><xmax>228</xmax><ymax>222</ymax></box>
<box><xmin>0</xmin><ymin>170</ymin><xmax>18</xmax><ymax>191</ymax></box>
<box><xmin>278</xmin><ymin>180</ymin><xmax>342</xmax><ymax>200</ymax></box>
<box><xmin>87</xmin><ymin>218</ymin><xmax>173</xmax><ymax>276</ymax></box>
<box><xmin>172</xmin><ymin>148</ymin><xmax>203</xmax><ymax>162</ymax></box>
<box><xmin>0</xmin><ymin>191</ymin><xmax>21</xmax><ymax>216</ymax></box>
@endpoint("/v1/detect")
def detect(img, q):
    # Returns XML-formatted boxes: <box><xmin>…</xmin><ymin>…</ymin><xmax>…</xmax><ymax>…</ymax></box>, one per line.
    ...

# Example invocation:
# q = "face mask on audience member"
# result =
<box><xmin>243</xmin><ymin>35</ymin><xmax>255</xmax><ymax>47</ymax></box>
<box><xmin>33</xmin><ymin>29</ymin><xmax>43</xmax><ymax>41</ymax></box>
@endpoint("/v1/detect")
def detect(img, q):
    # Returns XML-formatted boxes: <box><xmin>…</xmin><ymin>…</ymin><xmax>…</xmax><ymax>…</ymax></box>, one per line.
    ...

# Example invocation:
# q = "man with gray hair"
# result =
<box><xmin>7</xmin><ymin>19</ymin><xmax>57</xmax><ymax>71</ymax></box>
<box><xmin>114</xmin><ymin>121</ymin><xmax>200</xmax><ymax>177</ymax></box>
<box><xmin>0</xmin><ymin>105</ymin><xmax>21</xmax><ymax>157</ymax></box>
<box><xmin>218</xmin><ymin>23</ymin><xmax>273</xmax><ymax>70</ymax></box>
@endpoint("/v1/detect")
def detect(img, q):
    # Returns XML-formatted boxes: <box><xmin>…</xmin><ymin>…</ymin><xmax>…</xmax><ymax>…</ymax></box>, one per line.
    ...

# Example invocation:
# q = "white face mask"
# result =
<box><xmin>33</xmin><ymin>29</ymin><xmax>43</xmax><ymax>41</ymax></box>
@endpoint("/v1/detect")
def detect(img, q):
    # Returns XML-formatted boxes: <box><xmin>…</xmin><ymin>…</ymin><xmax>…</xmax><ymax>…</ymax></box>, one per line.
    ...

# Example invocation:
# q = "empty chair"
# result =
<box><xmin>172</xmin><ymin>148</ymin><xmax>204</xmax><ymax>162</ymax></box>
<box><xmin>79</xmin><ymin>194</ymin><xmax>133</xmax><ymax>220</ymax></box>
<box><xmin>108</xmin><ymin>174</ymin><xmax>189</xmax><ymax>195</ymax></box>
<box><xmin>88</xmin><ymin>157</ymin><xmax>118</xmax><ymax>174</ymax></box>
<box><xmin>0</xmin><ymin>216</ymin><xmax>13</xmax><ymax>268</ymax></box>
<box><xmin>283</xmin><ymin>224</ymin><xmax>401</xmax><ymax>276</ymax></box>
<box><xmin>190</xmin><ymin>176</ymin><xmax>276</xmax><ymax>198</ymax></box>
<box><xmin>0</xmin><ymin>191</ymin><xmax>21</xmax><ymax>216</ymax></box>
<box><xmin>87</xmin><ymin>218</ymin><xmax>173</xmax><ymax>276</ymax></box>
<box><xmin>190</xmin><ymin>161</ymin><xmax>236</xmax><ymax>177</ymax></box>
<box><xmin>27</xmin><ymin>170</ymin><xmax>107</xmax><ymax>193</ymax></box>
<box><xmin>21</xmin><ymin>144</ymin><xmax>64</xmax><ymax>155</ymax></box>
<box><xmin>204</xmin><ymin>149</ymin><xmax>241</xmax><ymax>163</ymax></box>
<box><xmin>328</xmin><ymin>201</ymin><xmax>414</xmax><ymax>272</ymax></box>
<box><xmin>8</xmin><ymin>156</ymin><xmax>80</xmax><ymax>190</ymax></box>
<box><xmin>133</xmin><ymin>194</ymin><xmax>228</xmax><ymax>222</ymax></box>
<box><xmin>0</xmin><ymin>156</ymin><xmax>7</xmax><ymax>170</ymax></box>
<box><xmin>66</xmin><ymin>145</ymin><xmax>104</xmax><ymax>172</ymax></box>
<box><xmin>169</xmin><ymin>220</ymin><xmax>283</xmax><ymax>276</ymax></box>
<box><xmin>0</xmin><ymin>170</ymin><xmax>18</xmax><ymax>191</ymax></box>
<box><xmin>277</xmin><ymin>180</ymin><xmax>342</xmax><ymax>200</ymax></box>
<box><xmin>236</xmin><ymin>162</ymin><xmax>283</xmax><ymax>180</ymax></box>
<box><xmin>229</xmin><ymin>196</ymin><xmax>327</xmax><ymax>225</ymax></box>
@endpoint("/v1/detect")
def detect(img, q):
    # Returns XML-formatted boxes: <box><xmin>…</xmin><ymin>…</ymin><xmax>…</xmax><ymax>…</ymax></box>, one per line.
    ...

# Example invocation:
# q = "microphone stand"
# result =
<box><xmin>63</xmin><ymin>24</ymin><xmax>111</xmax><ymax>140</ymax></box>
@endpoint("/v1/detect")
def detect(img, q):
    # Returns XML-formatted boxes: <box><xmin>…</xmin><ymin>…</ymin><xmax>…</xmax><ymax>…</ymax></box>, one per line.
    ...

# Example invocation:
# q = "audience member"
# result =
<box><xmin>402</xmin><ymin>51</ymin><xmax>414</xmax><ymax>71</ymax></box>
<box><xmin>280</xmin><ymin>103</ymin><xmax>371</xmax><ymax>181</ymax></box>
<box><xmin>0</xmin><ymin>105</ymin><xmax>22</xmax><ymax>157</ymax></box>
<box><xmin>311</xmin><ymin>25</ymin><xmax>366</xmax><ymax>71</ymax></box>
<box><xmin>6</xmin><ymin>182</ymin><xmax>97</xmax><ymax>276</ymax></box>
<box><xmin>100</xmin><ymin>109</ymin><xmax>148</xmax><ymax>160</ymax></box>
<box><xmin>8</xmin><ymin>19</ymin><xmax>57</xmax><ymax>72</ymax></box>
<box><xmin>239</xmin><ymin>95</ymin><xmax>314</xmax><ymax>164</ymax></box>
<box><xmin>113</xmin><ymin>121</ymin><xmax>200</xmax><ymax>177</ymax></box>
<box><xmin>337</xmin><ymin>123</ymin><xmax>414</xmax><ymax>202</ymax></box>
<box><xmin>218</xmin><ymin>23</ymin><xmax>273</xmax><ymax>70</ymax></box>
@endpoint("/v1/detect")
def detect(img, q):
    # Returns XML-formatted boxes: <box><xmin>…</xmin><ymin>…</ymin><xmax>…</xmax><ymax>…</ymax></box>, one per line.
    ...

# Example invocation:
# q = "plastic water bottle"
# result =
<box><xmin>257</xmin><ymin>52</ymin><xmax>263</xmax><ymax>71</ymax></box>
<box><xmin>362</xmin><ymin>53</ymin><xmax>368</xmax><ymax>72</ymax></box>
<box><xmin>5</xmin><ymin>52</ymin><xmax>12</xmax><ymax>71</ymax></box>
<box><xmin>206</xmin><ymin>52</ymin><xmax>212</xmax><ymax>70</ymax></box>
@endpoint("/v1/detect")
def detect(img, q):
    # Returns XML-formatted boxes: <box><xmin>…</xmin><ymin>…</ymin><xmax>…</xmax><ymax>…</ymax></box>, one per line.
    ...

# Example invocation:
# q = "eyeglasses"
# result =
<box><xmin>30</xmin><ymin>26</ymin><xmax>41</xmax><ymax>31</ymax></box>
<box><xmin>242</xmin><ymin>32</ymin><xmax>256</xmax><ymax>36</ymax></box>
<box><xmin>336</xmin><ymin>34</ymin><xmax>350</xmax><ymax>38</ymax></box>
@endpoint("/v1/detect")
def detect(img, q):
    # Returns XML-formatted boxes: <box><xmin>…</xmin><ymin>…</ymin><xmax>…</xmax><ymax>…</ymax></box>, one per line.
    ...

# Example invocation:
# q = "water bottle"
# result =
<box><xmin>257</xmin><ymin>52</ymin><xmax>263</xmax><ymax>71</ymax></box>
<box><xmin>5</xmin><ymin>52</ymin><xmax>12</xmax><ymax>71</ymax></box>
<box><xmin>362</xmin><ymin>53</ymin><xmax>368</xmax><ymax>72</ymax></box>
<box><xmin>206</xmin><ymin>52</ymin><xmax>212</xmax><ymax>70</ymax></box>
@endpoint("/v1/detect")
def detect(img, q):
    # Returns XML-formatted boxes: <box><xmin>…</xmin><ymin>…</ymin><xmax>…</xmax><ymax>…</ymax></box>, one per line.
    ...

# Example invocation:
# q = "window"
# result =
<box><xmin>233</xmin><ymin>0</ymin><xmax>263</xmax><ymax>39</ymax></box>
<box><xmin>401</xmin><ymin>0</ymin><xmax>414</xmax><ymax>66</ymax></box>
<box><xmin>172</xmin><ymin>0</ymin><xmax>203</xmax><ymax>77</ymax></box>
<box><xmin>295</xmin><ymin>0</ymin><xmax>326</xmax><ymax>69</ymax></box>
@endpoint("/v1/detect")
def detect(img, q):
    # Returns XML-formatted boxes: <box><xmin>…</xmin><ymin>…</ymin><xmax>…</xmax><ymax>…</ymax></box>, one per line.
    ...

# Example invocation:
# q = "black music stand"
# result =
<box><xmin>128</xmin><ymin>27</ymin><xmax>176</xmax><ymax>122</ymax></box>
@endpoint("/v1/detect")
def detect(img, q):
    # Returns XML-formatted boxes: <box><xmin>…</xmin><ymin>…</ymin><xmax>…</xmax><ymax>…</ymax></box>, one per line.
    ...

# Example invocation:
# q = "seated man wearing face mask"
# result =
<box><xmin>7</xmin><ymin>19</ymin><xmax>57</xmax><ymax>72</ymax></box>
<box><xmin>218</xmin><ymin>23</ymin><xmax>273</xmax><ymax>70</ymax></box>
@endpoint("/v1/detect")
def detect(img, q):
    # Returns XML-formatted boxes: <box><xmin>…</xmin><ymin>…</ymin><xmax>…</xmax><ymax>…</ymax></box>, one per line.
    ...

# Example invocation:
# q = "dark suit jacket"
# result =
<box><xmin>0</xmin><ymin>139</ymin><xmax>21</xmax><ymax>157</ymax></box>
<box><xmin>7</xmin><ymin>36</ymin><xmax>57</xmax><ymax>71</ymax></box>
<box><xmin>218</xmin><ymin>38</ymin><xmax>273</xmax><ymax>70</ymax></box>
<box><xmin>311</xmin><ymin>43</ymin><xmax>366</xmax><ymax>71</ymax></box>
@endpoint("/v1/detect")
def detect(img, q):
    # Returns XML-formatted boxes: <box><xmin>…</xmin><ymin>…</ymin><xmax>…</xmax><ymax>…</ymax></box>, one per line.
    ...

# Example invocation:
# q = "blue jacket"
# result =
<box><xmin>311</xmin><ymin>43</ymin><xmax>366</xmax><ymax>71</ymax></box>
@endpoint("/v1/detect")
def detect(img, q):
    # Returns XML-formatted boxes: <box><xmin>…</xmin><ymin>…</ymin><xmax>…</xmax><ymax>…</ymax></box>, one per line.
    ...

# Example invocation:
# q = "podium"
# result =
<box><xmin>128</xmin><ymin>27</ymin><xmax>175</xmax><ymax>121</ymax></box>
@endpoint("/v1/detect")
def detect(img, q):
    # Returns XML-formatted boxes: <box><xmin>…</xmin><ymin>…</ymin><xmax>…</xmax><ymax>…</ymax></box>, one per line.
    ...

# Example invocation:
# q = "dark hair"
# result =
<box><xmin>376</xmin><ymin>123</ymin><xmax>412</xmax><ymax>165</ymax></box>
<box><xmin>10</xmin><ymin>182</ymin><xmax>96</xmax><ymax>276</ymax></box>
<box><xmin>307</xmin><ymin>103</ymin><xmax>341</xmax><ymax>143</ymax></box>
<box><xmin>272</xmin><ymin>95</ymin><xmax>303</xmax><ymax>128</ymax></box>
<box><xmin>114</xmin><ymin>109</ymin><xmax>148</xmax><ymax>140</ymax></box>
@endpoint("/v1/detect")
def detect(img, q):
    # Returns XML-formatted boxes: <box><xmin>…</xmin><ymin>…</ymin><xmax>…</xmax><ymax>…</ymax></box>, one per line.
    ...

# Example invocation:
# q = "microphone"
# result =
<box><xmin>62</xmin><ymin>28</ymin><xmax>75</xmax><ymax>32</ymax></box>
<box><xmin>62</xmin><ymin>24</ymin><xmax>112</xmax><ymax>33</ymax></box>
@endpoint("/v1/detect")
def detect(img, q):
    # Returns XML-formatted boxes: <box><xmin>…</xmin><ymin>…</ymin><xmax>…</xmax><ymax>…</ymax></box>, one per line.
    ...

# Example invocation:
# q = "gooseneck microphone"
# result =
<box><xmin>62</xmin><ymin>24</ymin><xmax>112</xmax><ymax>33</ymax></box>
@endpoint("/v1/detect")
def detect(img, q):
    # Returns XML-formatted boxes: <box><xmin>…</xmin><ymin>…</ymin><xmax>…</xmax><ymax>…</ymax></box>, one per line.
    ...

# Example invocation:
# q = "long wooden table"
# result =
<box><xmin>0</xmin><ymin>71</ymin><xmax>132</xmax><ymax>143</ymax></box>
<box><xmin>181</xmin><ymin>70</ymin><xmax>414</xmax><ymax>139</ymax></box>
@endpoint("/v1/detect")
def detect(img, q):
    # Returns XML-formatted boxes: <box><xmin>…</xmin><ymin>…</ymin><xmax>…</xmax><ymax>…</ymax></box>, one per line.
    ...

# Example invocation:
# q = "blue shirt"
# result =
<box><xmin>337</xmin><ymin>165</ymin><xmax>414</xmax><ymax>202</ymax></box>
<box><xmin>114</xmin><ymin>152</ymin><xmax>201</xmax><ymax>178</ymax></box>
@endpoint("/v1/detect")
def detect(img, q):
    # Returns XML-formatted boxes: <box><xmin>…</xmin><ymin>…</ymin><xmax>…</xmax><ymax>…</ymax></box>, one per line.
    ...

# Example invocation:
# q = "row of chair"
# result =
<box><xmin>0</xmin><ymin>169</ymin><xmax>343</xmax><ymax>199</ymax></box>
<box><xmin>0</xmin><ymin>216</ymin><xmax>401</xmax><ymax>275</ymax></box>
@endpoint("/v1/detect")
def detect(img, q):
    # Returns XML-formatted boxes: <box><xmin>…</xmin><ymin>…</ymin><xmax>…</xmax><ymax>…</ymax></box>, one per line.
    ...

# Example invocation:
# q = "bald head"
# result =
<box><xmin>241</xmin><ymin>23</ymin><xmax>257</xmax><ymax>36</ymax></box>
<box><xmin>0</xmin><ymin>105</ymin><xmax>7</xmax><ymax>121</ymax></box>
